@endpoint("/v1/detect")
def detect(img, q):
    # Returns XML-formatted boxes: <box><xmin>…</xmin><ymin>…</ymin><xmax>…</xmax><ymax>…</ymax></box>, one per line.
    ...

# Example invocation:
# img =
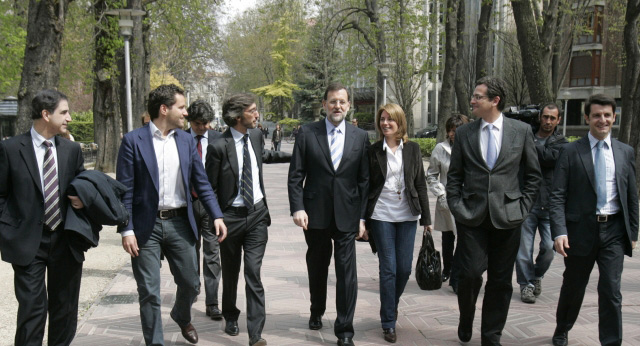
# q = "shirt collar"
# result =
<box><xmin>382</xmin><ymin>138</ymin><xmax>404</xmax><ymax>152</ymax></box>
<box><xmin>325</xmin><ymin>118</ymin><xmax>345</xmax><ymax>135</ymax></box>
<box><xmin>481</xmin><ymin>114</ymin><xmax>504</xmax><ymax>131</ymax></box>
<box><xmin>149</xmin><ymin>121</ymin><xmax>175</xmax><ymax>139</ymax></box>
<box><xmin>230</xmin><ymin>127</ymin><xmax>247</xmax><ymax>143</ymax></box>
<box><xmin>588</xmin><ymin>131</ymin><xmax>612</xmax><ymax>149</ymax></box>
<box><xmin>191</xmin><ymin>128</ymin><xmax>207</xmax><ymax>140</ymax></box>
<box><xmin>30</xmin><ymin>127</ymin><xmax>55</xmax><ymax>148</ymax></box>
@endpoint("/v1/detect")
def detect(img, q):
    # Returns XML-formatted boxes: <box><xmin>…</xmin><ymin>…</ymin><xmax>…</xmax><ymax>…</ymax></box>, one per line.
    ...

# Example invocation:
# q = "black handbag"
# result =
<box><xmin>415</xmin><ymin>231</ymin><xmax>443</xmax><ymax>290</ymax></box>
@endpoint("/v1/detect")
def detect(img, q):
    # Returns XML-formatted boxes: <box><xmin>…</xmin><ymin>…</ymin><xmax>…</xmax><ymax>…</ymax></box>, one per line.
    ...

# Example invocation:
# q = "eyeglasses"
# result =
<box><xmin>471</xmin><ymin>94</ymin><xmax>490</xmax><ymax>101</ymax></box>
<box><xmin>245</xmin><ymin>108</ymin><xmax>258</xmax><ymax>114</ymax></box>
<box><xmin>328</xmin><ymin>100</ymin><xmax>349</xmax><ymax>106</ymax></box>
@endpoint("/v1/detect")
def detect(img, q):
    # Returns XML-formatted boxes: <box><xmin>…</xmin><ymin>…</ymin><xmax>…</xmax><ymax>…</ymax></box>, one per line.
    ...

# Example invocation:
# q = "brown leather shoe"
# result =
<box><xmin>383</xmin><ymin>328</ymin><xmax>397</xmax><ymax>343</ymax></box>
<box><xmin>180</xmin><ymin>323</ymin><xmax>198</xmax><ymax>344</ymax></box>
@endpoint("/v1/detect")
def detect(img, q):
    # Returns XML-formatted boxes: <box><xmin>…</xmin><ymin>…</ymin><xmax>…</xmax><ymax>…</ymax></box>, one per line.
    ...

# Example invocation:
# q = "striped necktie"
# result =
<box><xmin>241</xmin><ymin>134</ymin><xmax>254</xmax><ymax>207</ymax></box>
<box><xmin>43</xmin><ymin>140</ymin><xmax>61</xmax><ymax>231</ymax></box>
<box><xmin>330</xmin><ymin>128</ymin><xmax>342</xmax><ymax>170</ymax></box>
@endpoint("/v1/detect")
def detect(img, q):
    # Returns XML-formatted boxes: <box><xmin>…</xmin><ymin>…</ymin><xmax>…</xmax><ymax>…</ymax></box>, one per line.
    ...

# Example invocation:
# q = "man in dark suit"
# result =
<box><xmin>446</xmin><ymin>76</ymin><xmax>541</xmax><ymax>345</ymax></box>
<box><xmin>550</xmin><ymin>94</ymin><xmax>638</xmax><ymax>346</ymax></box>
<box><xmin>205</xmin><ymin>93</ymin><xmax>290</xmax><ymax>346</ymax></box>
<box><xmin>186</xmin><ymin>99</ymin><xmax>223</xmax><ymax>320</ymax></box>
<box><xmin>116</xmin><ymin>84</ymin><xmax>227</xmax><ymax>345</ymax></box>
<box><xmin>0</xmin><ymin>89</ymin><xmax>85</xmax><ymax>345</ymax></box>
<box><xmin>287</xmin><ymin>82</ymin><xmax>370</xmax><ymax>346</ymax></box>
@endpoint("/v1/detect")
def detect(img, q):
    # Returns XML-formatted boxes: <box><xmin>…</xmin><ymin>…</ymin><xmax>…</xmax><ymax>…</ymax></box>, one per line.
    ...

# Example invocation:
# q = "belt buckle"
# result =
<box><xmin>159</xmin><ymin>210</ymin><xmax>170</xmax><ymax>220</ymax></box>
<box><xmin>597</xmin><ymin>215</ymin><xmax>608</xmax><ymax>222</ymax></box>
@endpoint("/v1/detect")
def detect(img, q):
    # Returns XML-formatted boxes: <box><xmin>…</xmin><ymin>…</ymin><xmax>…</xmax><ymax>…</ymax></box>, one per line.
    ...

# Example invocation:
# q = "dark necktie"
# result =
<box><xmin>241</xmin><ymin>134</ymin><xmax>254</xmax><ymax>207</ymax></box>
<box><xmin>192</xmin><ymin>135</ymin><xmax>204</xmax><ymax>199</ymax></box>
<box><xmin>43</xmin><ymin>140</ymin><xmax>61</xmax><ymax>231</ymax></box>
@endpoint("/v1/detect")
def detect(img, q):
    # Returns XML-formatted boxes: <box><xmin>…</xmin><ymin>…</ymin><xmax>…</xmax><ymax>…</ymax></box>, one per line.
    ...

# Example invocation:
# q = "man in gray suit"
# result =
<box><xmin>549</xmin><ymin>94</ymin><xmax>638</xmax><ymax>346</ymax></box>
<box><xmin>446</xmin><ymin>76</ymin><xmax>542</xmax><ymax>345</ymax></box>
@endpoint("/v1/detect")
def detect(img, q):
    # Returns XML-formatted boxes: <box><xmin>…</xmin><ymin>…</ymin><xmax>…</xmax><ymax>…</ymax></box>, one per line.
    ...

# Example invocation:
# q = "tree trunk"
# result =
<box><xmin>16</xmin><ymin>0</ymin><xmax>72</xmax><ymax>134</ymax></box>
<box><xmin>620</xmin><ymin>0</ymin><xmax>640</xmax><ymax>193</ymax></box>
<box><xmin>93</xmin><ymin>0</ymin><xmax>122</xmax><ymax>173</ymax></box>
<box><xmin>454</xmin><ymin>0</ymin><xmax>470</xmax><ymax>116</ymax></box>
<box><xmin>118</xmin><ymin>0</ymin><xmax>150</xmax><ymax>131</ymax></box>
<box><xmin>437</xmin><ymin>0</ymin><xmax>458</xmax><ymax>143</ymax></box>
<box><xmin>475</xmin><ymin>0</ymin><xmax>493</xmax><ymax>81</ymax></box>
<box><xmin>511</xmin><ymin>0</ymin><xmax>554</xmax><ymax>104</ymax></box>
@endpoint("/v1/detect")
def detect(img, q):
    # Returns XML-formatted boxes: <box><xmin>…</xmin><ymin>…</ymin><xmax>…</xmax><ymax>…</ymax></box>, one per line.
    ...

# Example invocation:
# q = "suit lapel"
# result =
<box><xmin>224</xmin><ymin>130</ymin><xmax>240</xmax><ymax>181</ymax></box>
<box><xmin>312</xmin><ymin>121</ymin><xmax>333</xmax><ymax>170</ymax></box>
<box><xmin>495</xmin><ymin>118</ymin><xmax>515</xmax><ymax>168</ymax></box>
<box><xmin>465</xmin><ymin>121</ymin><xmax>485</xmax><ymax>169</ymax></box>
<box><xmin>19</xmin><ymin>132</ymin><xmax>43</xmax><ymax>194</ymax></box>
<box><xmin>374</xmin><ymin>142</ymin><xmax>387</xmax><ymax>179</ymax></box>
<box><xmin>339</xmin><ymin>123</ymin><xmax>355</xmax><ymax>172</ymax></box>
<box><xmin>175</xmin><ymin>131</ymin><xmax>191</xmax><ymax>191</ymax></box>
<box><xmin>54</xmin><ymin>136</ymin><xmax>70</xmax><ymax>192</ymax></box>
<box><xmin>138</xmin><ymin>128</ymin><xmax>159</xmax><ymax>192</ymax></box>
<box><xmin>250</xmin><ymin>129</ymin><xmax>263</xmax><ymax>168</ymax></box>
<box><xmin>577</xmin><ymin>136</ymin><xmax>597</xmax><ymax>192</ymax></box>
<box><xmin>611</xmin><ymin>139</ymin><xmax>627</xmax><ymax>196</ymax></box>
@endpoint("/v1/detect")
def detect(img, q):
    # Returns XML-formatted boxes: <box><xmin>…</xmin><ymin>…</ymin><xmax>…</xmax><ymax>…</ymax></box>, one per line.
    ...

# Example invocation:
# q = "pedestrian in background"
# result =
<box><xmin>426</xmin><ymin>113</ymin><xmax>468</xmax><ymax>293</ymax></box>
<box><xmin>365</xmin><ymin>103</ymin><xmax>431</xmax><ymax>343</ymax></box>
<box><xmin>271</xmin><ymin>124</ymin><xmax>283</xmax><ymax>151</ymax></box>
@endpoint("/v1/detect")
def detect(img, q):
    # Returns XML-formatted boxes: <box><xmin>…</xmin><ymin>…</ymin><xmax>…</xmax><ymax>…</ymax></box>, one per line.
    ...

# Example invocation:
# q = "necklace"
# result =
<box><xmin>387</xmin><ymin>161</ymin><xmax>404</xmax><ymax>200</ymax></box>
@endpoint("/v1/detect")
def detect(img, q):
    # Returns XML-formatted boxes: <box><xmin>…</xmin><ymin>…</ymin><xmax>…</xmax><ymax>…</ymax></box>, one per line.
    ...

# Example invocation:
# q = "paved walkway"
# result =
<box><xmin>72</xmin><ymin>142</ymin><xmax>640</xmax><ymax>346</ymax></box>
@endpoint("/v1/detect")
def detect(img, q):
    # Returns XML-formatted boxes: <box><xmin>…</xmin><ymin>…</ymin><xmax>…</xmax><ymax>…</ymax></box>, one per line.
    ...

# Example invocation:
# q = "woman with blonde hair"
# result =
<box><xmin>365</xmin><ymin>103</ymin><xmax>432</xmax><ymax>343</ymax></box>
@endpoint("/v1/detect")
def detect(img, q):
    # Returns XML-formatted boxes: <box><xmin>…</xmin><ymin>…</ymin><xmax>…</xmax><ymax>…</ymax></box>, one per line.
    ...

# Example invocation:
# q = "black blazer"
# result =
<box><xmin>205</xmin><ymin>128</ymin><xmax>291</xmax><ymax>218</ymax></box>
<box><xmin>366</xmin><ymin>140</ymin><xmax>431</xmax><ymax>226</ymax></box>
<box><xmin>0</xmin><ymin>132</ymin><xmax>85</xmax><ymax>266</ymax></box>
<box><xmin>549</xmin><ymin>136</ymin><xmax>639</xmax><ymax>256</ymax></box>
<box><xmin>288</xmin><ymin>120</ymin><xmax>370</xmax><ymax>232</ymax></box>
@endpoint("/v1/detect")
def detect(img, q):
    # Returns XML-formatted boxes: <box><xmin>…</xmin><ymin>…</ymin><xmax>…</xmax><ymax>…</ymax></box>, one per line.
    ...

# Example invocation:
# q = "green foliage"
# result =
<box><xmin>73</xmin><ymin>111</ymin><xmax>94</xmax><ymax>122</ymax></box>
<box><xmin>0</xmin><ymin>1</ymin><xmax>27</xmax><ymax>96</ymax></box>
<box><xmin>278</xmin><ymin>118</ymin><xmax>301</xmax><ymax>129</ymax></box>
<box><xmin>67</xmin><ymin>121</ymin><xmax>94</xmax><ymax>143</ymax></box>
<box><xmin>353</xmin><ymin>112</ymin><xmax>374</xmax><ymax>125</ymax></box>
<box><xmin>411</xmin><ymin>138</ymin><xmax>437</xmax><ymax>157</ymax></box>
<box><xmin>566</xmin><ymin>136</ymin><xmax>580</xmax><ymax>142</ymax></box>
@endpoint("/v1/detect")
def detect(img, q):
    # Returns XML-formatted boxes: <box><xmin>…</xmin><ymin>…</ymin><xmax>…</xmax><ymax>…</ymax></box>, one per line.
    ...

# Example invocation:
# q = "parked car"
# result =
<box><xmin>415</xmin><ymin>125</ymin><xmax>437</xmax><ymax>138</ymax></box>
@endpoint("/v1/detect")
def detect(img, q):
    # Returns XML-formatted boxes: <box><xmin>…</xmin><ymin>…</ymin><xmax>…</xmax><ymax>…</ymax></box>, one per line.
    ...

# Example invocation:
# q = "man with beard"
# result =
<box><xmin>288</xmin><ymin>83</ymin><xmax>370</xmax><ymax>346</ymax></box>
<box><xmin>516</xmin><ymin>103</ymin><xmax>568</xmax><ymax>304</ymax></box>
<box><xmin>206</xmin><ymin>93</ymin><xmax>290</xmax><ymax>346</ymax></box>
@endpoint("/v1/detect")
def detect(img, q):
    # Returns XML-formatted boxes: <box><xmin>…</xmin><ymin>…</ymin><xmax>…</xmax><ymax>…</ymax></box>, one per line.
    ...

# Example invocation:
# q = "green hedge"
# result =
<box><xmin>67</xmin><ymin>121</ymin><xmax>94</xmax><ymax>143</ymax></box>
<box><xmin>411</xmin><ymin>138</ymin><xmax>437</xmax><ymax>157</ymax></box>
<box><xmin>353</xmin><ymin>112</ymin><xmax>374</xmax><ymax>125</ymax></box>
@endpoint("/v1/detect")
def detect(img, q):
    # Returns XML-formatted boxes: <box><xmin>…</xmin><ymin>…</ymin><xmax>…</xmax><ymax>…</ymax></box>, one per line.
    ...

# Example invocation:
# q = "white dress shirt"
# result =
<box><xmin>150</xmin><ymin>121</ymin><xmax>187</xmax><ymax>209</ymax></box>
<box><xmin>371</xmin><ymin>139</ymin><xmax>420</xmax><ymax>223</ymax></box>
<box><xmin>588</xmin><ymin>132</ymin><xmax>620</xmax><ymax>215</ymax></box>
<box><xmin>190</xmin><ymin>130</ymin><xmax>208</xmax><ymax>167</ymax></box>
<box><xmin>30</xmin><ymin>127</ymin><xmax>58</xmax><ymax>194</ymax></box>
<box><xmin>230</xmin><ymin>128</ymin><xmax>264</xmax><ymax>207</ymax></box>
<box><xmin>480</xmin><ymin>115</ymin><xmax>504</xmax><ymax>165</ymax></box>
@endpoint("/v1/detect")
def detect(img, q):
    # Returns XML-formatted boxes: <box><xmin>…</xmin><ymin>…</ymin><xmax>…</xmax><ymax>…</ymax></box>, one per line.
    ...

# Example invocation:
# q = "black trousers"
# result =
<box><xmin>193</xmin><ymin>198</ymin><xmax>221</xmax><ymax>306</ymax></box>
<box><xmin>220</xmin><ymin>201</ymin><xmax>269</xmax><ymax>342</ymax></box>
<box><xmin>304</xmin><ymin>219</ymin><xmax>358</xmax><ymax>339</ymax></box>
<box><xmin>555</xmin><ymin>215</ymin><xmax>626</xmax><ymax>346</ymax></box>
<box><xmin>455</xmin><ymin>218</ymin><xmax>520</xmax><ymax>346</ymax></box>
<box><xmin>12</xmin><ymin>228</ymin><xmax>83</xmax><ymax>346</ymax></box>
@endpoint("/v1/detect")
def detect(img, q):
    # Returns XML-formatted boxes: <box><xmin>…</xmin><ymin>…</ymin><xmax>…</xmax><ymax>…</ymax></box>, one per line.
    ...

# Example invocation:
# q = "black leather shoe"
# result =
<box><xmin>206</xmin><ymin>305</ymin><xmax>223</xmax><ymax>320</ymax></box>
<box><xmin>337</xmin><ymin>337</ymin><xmax>355</xmax><ymax>346</ymax></box>
<box><xmin>442</xmin><ymin>274</ymin><xmax>450</xmax><ymax>282</ymax></box>
<box><xmin>250</xmin><ymin>337</ymin><xmax>267</xmax><ymax>346</ymax></box>
<box><xmin>458</xmin><ymin>322</ymin><xmax>472</xmax><ymax>342</ymax></box>
<box><xmin>383</xmin><ymin>328</ymin><xmax>396</xmax><ymax>343</ymax></box>
<box><xmin>552</xmin><ymin>330</ymin><xmax>568</xmax><ymax>346</ymax></box>
<box><xmin>179</xmin><ymin>323</ymin><xmax>198</xmax><ymax>344</ymax></box>
<box><xmin>225</xmin><ymin>320</ymin><xmax>239</xmax><ymax>336</ymax></box>
<box><xmin>309</xmin><ymin>314</ymin><xmax>323</xmax><ymax>330</ymax></box>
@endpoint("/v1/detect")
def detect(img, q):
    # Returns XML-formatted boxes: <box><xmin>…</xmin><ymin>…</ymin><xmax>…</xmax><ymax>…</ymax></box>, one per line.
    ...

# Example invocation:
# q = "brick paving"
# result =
<box><xmin>73</xmin><ymin>142</ymin><xmax>640</xmax><ymax>346</ymax></box>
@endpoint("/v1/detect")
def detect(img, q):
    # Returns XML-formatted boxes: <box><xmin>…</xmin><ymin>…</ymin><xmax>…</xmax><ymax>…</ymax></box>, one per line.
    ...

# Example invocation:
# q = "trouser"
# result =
<box><xmin>13</xmin><ymin>228</ymin><xmax>83</xmax><ymax>346</ymax></box>
<box><xmin>193</xmin><ymin>198</ymin><xmax>221</xmax><ymax>306</ymax></box>
<box><xmin>131</xmin><ymin>215</ymin><xmax>199</xmax><ymax>346</ymax></box>
<box><xmin>515</xmin><ymin>206</ymin><xmax>554</xmax><ymax>288</ymax></box>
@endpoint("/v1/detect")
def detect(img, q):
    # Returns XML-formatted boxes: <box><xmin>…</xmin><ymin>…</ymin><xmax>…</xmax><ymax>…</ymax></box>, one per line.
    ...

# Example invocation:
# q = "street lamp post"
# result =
<box><xmin>105</xmin><ymin>9</ymin><xmax>146</xmax><ymax>133</ymax></box>
<box><xmin>376</xmin><ymin>62</ymin><xmax>395</xmax><ymax>106</ymax></box>
<box><xmin>562</xmin><ymin>91</ymin><xmax>570</xmax><ymax>137</ymax></box>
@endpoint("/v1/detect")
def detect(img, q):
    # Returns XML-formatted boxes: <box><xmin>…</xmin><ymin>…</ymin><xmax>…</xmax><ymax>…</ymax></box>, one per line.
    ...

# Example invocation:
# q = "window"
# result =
<box><xmin>569</xmin><ymin>50</ymin><xmax>601</xmax><ymax>87</ymax></box>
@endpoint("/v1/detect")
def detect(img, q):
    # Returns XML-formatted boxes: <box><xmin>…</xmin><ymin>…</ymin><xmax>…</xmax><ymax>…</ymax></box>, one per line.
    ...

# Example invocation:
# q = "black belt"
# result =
<box><xmin>225</xmin><ymin>200</ymin><xmax>265</xmax><ymax>215</ymax></box>
<box><xmin>596</xmin><ymin>213</ymin><xmax>619</xmax><ymax>223</ymax></box>
<box><xmin>157</xmin><ymin>207</ymin><xmax>187</xmax><ymax>220</ymax></box>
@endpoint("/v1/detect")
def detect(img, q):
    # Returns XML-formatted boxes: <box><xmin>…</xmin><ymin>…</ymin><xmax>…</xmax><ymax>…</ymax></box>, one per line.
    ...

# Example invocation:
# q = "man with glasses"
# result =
<box><xmin>288</xmin><ymin>82</ymin><xmax>370</xmax><ymax>346</ymax></box>
<box><xmin>206</xmin><ymin>93</ymin><xmax>290</xmax><ymax>346</ymax></box>
<box><xmin>446</xmin><ymin>76</ymin><xmax>541</xmax><ymax>345</ymax></box>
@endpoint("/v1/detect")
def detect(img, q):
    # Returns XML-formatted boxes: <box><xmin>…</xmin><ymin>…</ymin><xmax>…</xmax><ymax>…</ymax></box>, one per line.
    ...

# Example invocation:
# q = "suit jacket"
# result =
<box><xmin>532</xmin><ymin>129</ymin><xmax>568</xmax><ymax>207</ymax></box>
<box><xmin>205</xmin><ymin>128</ymin><xmax>291</xmax><ymax>219</ymax></box>
<box><xmin>116</xmin><ymin>125</ymin><xmax>223</xmax><ymax>245</ymax></box>
<box><xmin>549</xmin><ymin>136</ymin><xmax>639</xmax><ymax>256</ymax></box>
<box><xmin>288</xmin><ymin>120</ymin><xmax>370</xmax><ymax>232</ymax></box>
<box><xmin>446</xmin><ymin>117</ymin><xmax>542</xmax><ymax>229</ymax></box>
<box><xmin>0</xmin><ymin>132</ymin><xmax>85</xmax><ymax>266</ymax></box>
<box><xmin>366</xmin><ymin>140</ymin><xmax>431</xmax><ymax>226</ymax></box>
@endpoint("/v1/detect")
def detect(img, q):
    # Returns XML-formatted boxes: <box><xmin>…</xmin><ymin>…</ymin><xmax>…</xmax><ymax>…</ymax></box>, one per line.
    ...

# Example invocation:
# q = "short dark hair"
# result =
<box><xmin>148</xmin><ymin>84</ymin><xmax>184</xmax><ymax>120</ymax></box>
<box><xmin>222</xmin><ymin>93</ymin><xmax>256</xmax><ymax>127</ymax></box>
<box><xmin>476</xmin><ymin>76</ymin><xmax>507</xmax><ymax>111</ymax></box>
<box><xmin>187</xmin><ymin>100</ymin><xmax>215</xmax><ymax>123</ymax></box>
<box><xmin>584</xmin><ymin>94</ymin><xmax>616</xmax><ymax>116</ymax></box>
<box><xmin>540</xmin><ymin>103</ymin><xmax>561</xmax><ymax>119</ymax></box>
<box><xmin>323</xmin><ymin>82</ymin><xmax>349</xmax><ymax>100</ymax></box>
<box><xmin>31</xmin><ymin>89</ymin><xmax>68</xmax><ymax>120</ymax></box>
<box><xmin>445</xmin><ymin>113</ymin><xmax>469</xmax><ymax>133</ymax></box>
